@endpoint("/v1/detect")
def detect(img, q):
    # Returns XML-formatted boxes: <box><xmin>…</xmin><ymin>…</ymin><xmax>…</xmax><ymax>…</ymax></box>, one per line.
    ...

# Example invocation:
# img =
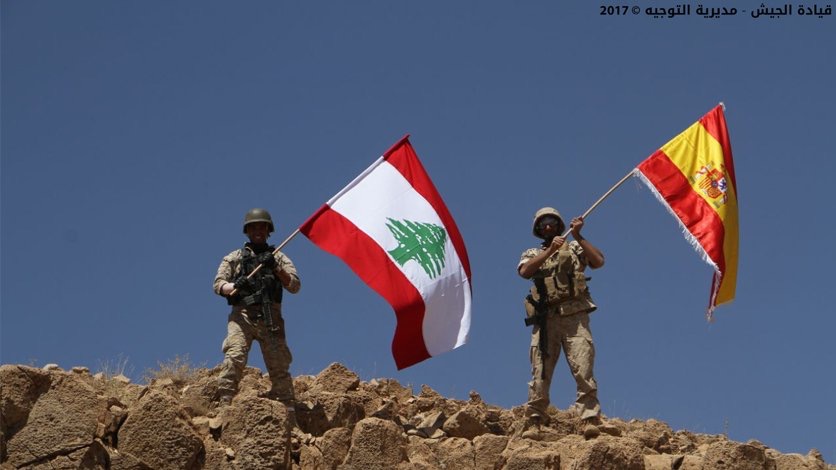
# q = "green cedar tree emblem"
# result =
<box><xmin>385</xmin><ymin>218</ymin><xmax>448</xmax><ymax>279</ymax></box>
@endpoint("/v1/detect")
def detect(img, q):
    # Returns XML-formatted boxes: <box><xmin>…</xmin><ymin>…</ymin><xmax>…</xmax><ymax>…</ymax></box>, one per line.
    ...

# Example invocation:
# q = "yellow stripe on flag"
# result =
<box><xmin>660</xmin><ymin>121</ymin><xmax>737</xmax><ymax>220</ymax></box>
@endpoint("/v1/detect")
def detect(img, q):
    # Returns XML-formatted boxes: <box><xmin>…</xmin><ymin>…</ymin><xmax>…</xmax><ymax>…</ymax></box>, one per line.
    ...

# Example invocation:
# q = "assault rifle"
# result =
<box><xmin>524</xmin><ymin>278</ymin><xmax>550</xmax><ymax>370</ymax></box>
<box><xmin>524</xmin><ymin>294</ymin><xmax>547</xmax><ymax>327</ymax></box>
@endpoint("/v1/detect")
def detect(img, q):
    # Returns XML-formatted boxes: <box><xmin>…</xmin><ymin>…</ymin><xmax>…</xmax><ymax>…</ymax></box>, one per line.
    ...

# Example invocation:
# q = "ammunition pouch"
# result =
<box><xmin>227</xmin><ymin>290</ymin><xmax>268</xmax><ymax>309</ymax></box>
<box><xmin>530</xmin><ymin>273</ymin><xmax>591</xmax><ymax>304</ymax></box>
<box><xmin>227</xmin><ymin>244</ymin><xmax>283</xmax><ymax>331</ymax></box>
<box><xmin>526</xmin><ymin>242</ymin><xmax>595</xmax><ymax>317</ymax></box>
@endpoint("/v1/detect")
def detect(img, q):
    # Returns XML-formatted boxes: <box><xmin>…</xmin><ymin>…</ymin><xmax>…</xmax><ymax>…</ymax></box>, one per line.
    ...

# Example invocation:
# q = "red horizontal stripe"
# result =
<box><xmin>300</xmin><ymin>207</ymin><xmax>431</xmax><ymax>369</ymax></box>
<box><xmin>385</xmin><ymin>139</ymin><xmax>473</xmax><ymax>281</ymax></box>
<box><xmin>638</xmin><ymin>150</ymin><xmax>727</xmax><ymax>278</ymax></box>
<box><xmin>299</xmin><ymin>203</ymin><xmax>330</xmax><ymax>232</ymax></box>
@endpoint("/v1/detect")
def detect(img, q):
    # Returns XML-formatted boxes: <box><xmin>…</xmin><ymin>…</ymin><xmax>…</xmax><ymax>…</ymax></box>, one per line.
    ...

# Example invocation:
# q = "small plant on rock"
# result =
<box><xmin>143</xmin><ymin>354</ymin><xmax>204</xmax><ymax>387</ymax></box>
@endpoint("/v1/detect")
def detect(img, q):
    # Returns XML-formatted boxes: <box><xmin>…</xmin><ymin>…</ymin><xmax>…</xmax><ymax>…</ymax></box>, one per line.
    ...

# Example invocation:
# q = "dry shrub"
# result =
<box><xmin>143</xmin><ymin>354</ymin><xmax>204</xmax><ymax>387</ymax></box>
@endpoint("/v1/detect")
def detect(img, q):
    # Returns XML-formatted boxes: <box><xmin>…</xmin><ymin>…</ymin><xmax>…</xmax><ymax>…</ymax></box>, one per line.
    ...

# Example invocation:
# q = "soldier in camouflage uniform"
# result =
<box><xmin>518</xmin><ymin>207</ymin><xmax>605</xmax><ymax>439</ymax></box>
<box><xmin>214</xmin><ymin>208</ymin><xmax>301</xmax><ymax>406</ymax></box>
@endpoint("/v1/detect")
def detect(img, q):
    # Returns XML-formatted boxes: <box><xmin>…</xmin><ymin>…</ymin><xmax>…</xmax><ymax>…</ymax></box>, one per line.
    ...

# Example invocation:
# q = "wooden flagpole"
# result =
<box><xmin>560</xmin><ymin>170</ymin><xmax>636</xmax><ymax>238</ymax></box>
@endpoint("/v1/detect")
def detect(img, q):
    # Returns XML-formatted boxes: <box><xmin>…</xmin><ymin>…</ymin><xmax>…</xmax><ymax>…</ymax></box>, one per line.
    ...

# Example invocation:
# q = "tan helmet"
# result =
<box><xmin>532</xmin><ymin>207</ymin><xmax>565</xmax><ymax>238</ymax></box>
<box><xmin>242</xmin><ymin>208</ymin><xmax>275</xmax><ymax>233</ymax></box>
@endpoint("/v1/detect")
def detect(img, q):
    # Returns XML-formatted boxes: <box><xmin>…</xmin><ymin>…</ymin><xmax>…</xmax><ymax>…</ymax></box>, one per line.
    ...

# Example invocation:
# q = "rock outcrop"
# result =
<box><xmin>1</xmin><ymin>362</ymin><xmax>831</xmax><ymax>469</ymax></box>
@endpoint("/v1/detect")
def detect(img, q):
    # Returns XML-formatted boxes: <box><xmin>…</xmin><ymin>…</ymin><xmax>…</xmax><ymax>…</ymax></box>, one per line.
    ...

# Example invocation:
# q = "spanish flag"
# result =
<box><xmin>633</xmin><ymin>104</ymin><xmax>738</xmax><ymax>318</ymax></box>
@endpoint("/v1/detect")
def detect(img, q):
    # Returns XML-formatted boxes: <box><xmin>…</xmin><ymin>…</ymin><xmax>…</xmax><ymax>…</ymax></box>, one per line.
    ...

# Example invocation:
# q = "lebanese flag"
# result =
<box><xmin>633</xmin><ymin>104</ymin><xmax>738</xmax><ymax>318</ymax></box>
<box><xmin>299</xmin><ymin>136</ymin><xmax>472</xmax><ymax>369</ymax></box>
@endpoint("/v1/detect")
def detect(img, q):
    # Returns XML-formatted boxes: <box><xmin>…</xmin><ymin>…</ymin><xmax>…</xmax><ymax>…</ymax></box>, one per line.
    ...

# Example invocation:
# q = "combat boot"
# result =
<box><xmin>520</xmin><ymin>414</ymin><xmax>543</xmax><ymax>440</ymax></box>
<box><xmin>582</xmin><ymin>416</ymin><xmax>601</xmax><ymax>440</ymax></box>
<box><xmin>519</xmin><ymin>414</ymin><xmax>560</xmax><ymax>441</ymax></box>
<box><xmin>216</xmin><ymin>389</ymin><xmax>235</xmax><ymax>407</ymax></box>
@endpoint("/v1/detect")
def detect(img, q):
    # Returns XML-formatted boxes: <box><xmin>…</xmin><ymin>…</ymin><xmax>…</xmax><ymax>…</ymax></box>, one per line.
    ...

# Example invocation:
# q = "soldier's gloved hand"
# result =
<box><xmin>233</xmin><ymin>276</ymin><xmax>254</xmax><ymax>292</ymax></box>
<box><xmin>257</xmin><ymin>252</ymin><xmax>277</xmax><ymax>269</ymax></box>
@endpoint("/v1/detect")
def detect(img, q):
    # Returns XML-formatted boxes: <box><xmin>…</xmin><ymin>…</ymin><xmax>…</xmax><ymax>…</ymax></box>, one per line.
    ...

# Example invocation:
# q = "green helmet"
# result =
<box><xmin>532</xmin><ymin>207</ymin><xmax>566</xmax><ymax>238</ymax></box>
<box><xmin>242</xmin><ymin>208</ymin><xmax>274</xmax><ymax>233</ymax></box>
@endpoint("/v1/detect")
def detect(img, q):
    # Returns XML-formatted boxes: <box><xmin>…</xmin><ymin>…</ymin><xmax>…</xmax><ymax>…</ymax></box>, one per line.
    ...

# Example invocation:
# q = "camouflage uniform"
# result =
<box><xmin>214</xmin><ymin>247</ymin><xmax>301</xmax><ymax>401</ymax></box>
<box><xmin>519</xmin><ymin>240</ymin><xmax>601</xmax><ymax>421</ymax></box>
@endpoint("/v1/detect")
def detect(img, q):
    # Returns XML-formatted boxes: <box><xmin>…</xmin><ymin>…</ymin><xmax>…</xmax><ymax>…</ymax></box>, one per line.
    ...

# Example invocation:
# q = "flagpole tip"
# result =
<box><xmin>718</xmin><ymin>102</ymin><xmax>726</xmax><ymax>111</ymax></box>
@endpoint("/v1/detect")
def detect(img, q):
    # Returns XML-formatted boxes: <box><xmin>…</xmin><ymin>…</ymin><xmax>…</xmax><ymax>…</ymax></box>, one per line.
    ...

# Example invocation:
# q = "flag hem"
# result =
<box><xmin>632</xmin><ymin>169</ymin><xmax>723</xmax><ymax>320</ymax></box>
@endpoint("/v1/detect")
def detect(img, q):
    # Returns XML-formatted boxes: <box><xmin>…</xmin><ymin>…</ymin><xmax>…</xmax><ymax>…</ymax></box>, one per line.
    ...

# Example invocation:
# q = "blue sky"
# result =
<box><xmin>2</xmin><ymin>0</ymin><xmax>834</xmax><ymax>462</ymax></box>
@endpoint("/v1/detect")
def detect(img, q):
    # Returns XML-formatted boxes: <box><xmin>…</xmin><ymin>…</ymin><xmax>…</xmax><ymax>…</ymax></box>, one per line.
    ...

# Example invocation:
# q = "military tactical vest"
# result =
<box><xmin>230</xmin><ymin>244</ymin><xmax>283</xmax><ymax>308</ymax></box>
<box><xmin>528</xmin><ymin>241</ymin><xmax>596</xmax><ymax>316</ymax></box>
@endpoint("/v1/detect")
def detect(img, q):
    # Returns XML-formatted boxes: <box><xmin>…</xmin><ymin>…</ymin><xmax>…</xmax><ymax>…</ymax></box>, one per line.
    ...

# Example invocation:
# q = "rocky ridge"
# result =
<box><xmin>0</xmin><ymin>362</ymin><xmax>831</xmax><ymax>469</ymax></box>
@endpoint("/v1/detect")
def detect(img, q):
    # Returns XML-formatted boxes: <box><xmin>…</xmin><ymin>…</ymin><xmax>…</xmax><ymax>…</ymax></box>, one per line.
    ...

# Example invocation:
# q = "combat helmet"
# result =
<box><xmin>242</xmin><ymin>208</ymin><xmax>274</xmax><ymax>233</ymax></box>
<box><xmin>532</xmin><ymin>207</ymin><xmax>566</xmax><ymax>238</ymax></box>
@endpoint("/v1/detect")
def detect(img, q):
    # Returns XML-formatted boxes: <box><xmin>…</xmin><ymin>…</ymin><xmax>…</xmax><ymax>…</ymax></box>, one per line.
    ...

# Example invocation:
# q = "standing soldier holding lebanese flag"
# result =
<box><xmin>213</xmin><ymin>208</ymin><xmax>301</xmax><ymax>407</ymax></box>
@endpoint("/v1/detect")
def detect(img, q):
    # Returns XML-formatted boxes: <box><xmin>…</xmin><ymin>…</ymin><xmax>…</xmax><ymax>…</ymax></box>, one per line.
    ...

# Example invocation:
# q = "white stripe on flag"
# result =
<box><xmin>329</xmin><ymin>160</ymin><xmax>470</xmax><ymax>355</ymax></box>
